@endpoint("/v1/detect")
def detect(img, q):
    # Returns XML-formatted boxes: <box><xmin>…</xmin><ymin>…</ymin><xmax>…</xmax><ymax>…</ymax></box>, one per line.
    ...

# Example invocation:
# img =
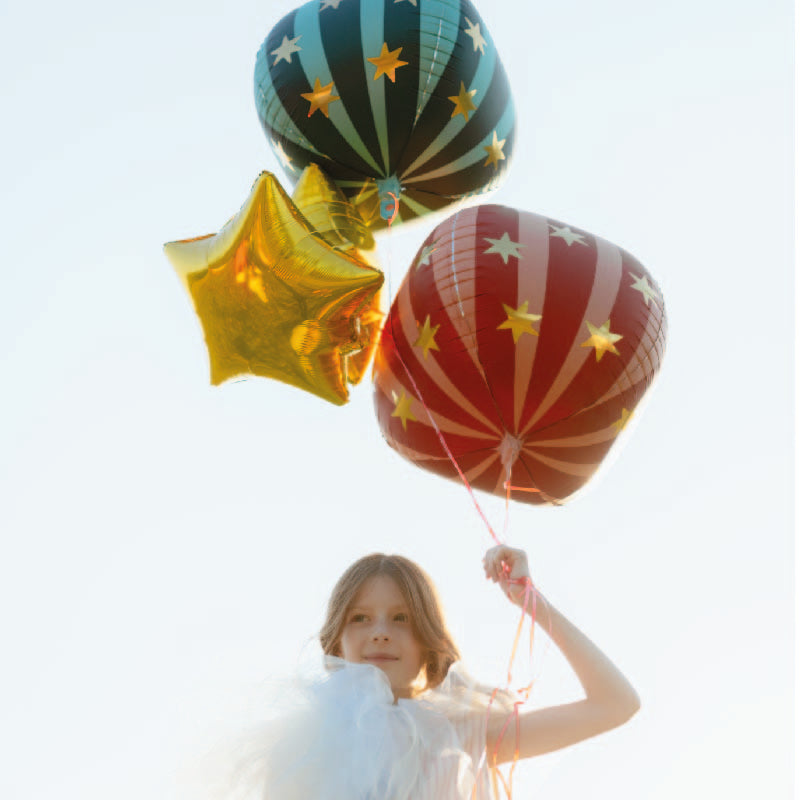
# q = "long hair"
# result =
<box><xmin>319</xmin><ymin>554</ymin><xmax>460</xmax><ymax>689</ymax></box>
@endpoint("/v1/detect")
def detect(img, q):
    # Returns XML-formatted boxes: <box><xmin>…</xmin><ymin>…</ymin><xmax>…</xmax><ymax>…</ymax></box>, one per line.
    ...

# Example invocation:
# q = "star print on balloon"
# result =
<box><xmin>483</xmin><ymin>131</ymin><xmax>506</xmax><ymax>169</ymax></box>
<box><xmin>367</xmin><ymin>43</ymin><xmax>408</xmax><ymax>82</ymax></box>
<box><xmin>271</xmin><ymin>34</ymin><xmax>302</xmax><ymax>65</ymax></box>
<box><xmin>373</xmin><ymin>204</ymin><xmax>667</xmax><ymax>505</ymax></box>
<box><xmin>164</xmin><ymin>171</ymin><xmax>383</xmax><ymax>405</ymax></box>
<box><xmin>302</xmin><ymin>78</ymin><xmax>340</xmax><ymax>118</ymax></box>
<box><xmin>449</xmin><ymin>82</ymin><xmax>478</xmax><ymax>121</ymax></box>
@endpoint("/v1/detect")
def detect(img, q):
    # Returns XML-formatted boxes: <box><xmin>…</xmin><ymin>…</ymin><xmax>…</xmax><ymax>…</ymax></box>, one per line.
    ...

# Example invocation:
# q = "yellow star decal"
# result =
<box><xmin>301</xmin><ymin>77</ymin><xmax>340</xmax><ymax>118</ymax></box>
<box><xmin>630</xmin><ymin>273</ymin><xmax>658</xmax><ymax>306</ymax></box>
<box><xmin>497</xmin><ymin>301</ymin><xmax>542</xmax><ymax>343</ymax></box>
<box><xmin>391</xmin><ymin>390</ymin><xmax>417</xmax><ymax>430</ymax></box>
<box><xmin>580</xmin><ymin>320</ymin><xmax>623</xmax><ymax>361</ymax></box>
<box><xmin>612</xmin><ymin>408</ymin><xmax>632</xmax><ymax>433</ymax></box>
<box><xmin>163</xmin><ymin>172</ymin><xmax>383</xmax><ymax>405</ymax></box>
<box><xmin>449</xmin><ymin>82</ymin><xmax>477</xmax><ymax>121</ymax></box>
<box><xmin>413</xmin><ymin>315</ymin><xmax>440</xmax><ymax>359</ymax></box>
<box><xmin>367</xmin><ymin>43</ymin><xmax>408</xmax><ymax>82</ymax></box>
<box><xmin>483</xmin><ymin>130</ymin><xmax>506</xmax><ymax>169</ymax></box>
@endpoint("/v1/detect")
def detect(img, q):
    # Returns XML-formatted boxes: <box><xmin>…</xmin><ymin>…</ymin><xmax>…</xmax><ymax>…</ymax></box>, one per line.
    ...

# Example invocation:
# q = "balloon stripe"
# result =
<box><xmin>414</xmin><ymin>0</ymin><xmax>463</xmax><ymax>122</ymax></box>
<box><xmin>474</xmin><ymin>204</ymin><xmax>522</xmax><ymax>431</ymax></box>
<box><xmin>512</xmin><ymin>212</ymin><xmax>550</xmax><ymax>429</ymax></box>
<box><xmin>255</xmin><ymin>14</ymin><xmax>327</xmax><ymax>160</ymax></box>
<box><xmin>396</xmin><ymin>0</ymin><xmax>483</xmax><ymax>175</ymax></box>
<box><xmin>397</xmin><ymin>272</ymin><xmax>503</xmax><ymax>435</ymax></box>
<box><xmin>294</xmin><ymin>1</ymin><xmax>383</xmax><ymax>174</ymax></box>
<box><xmin>529</xmin><ymin>243</ymin><xmax>658</xmax><ymax>434</ymax></box>
<box><xmin>530</xmin><ymin>425</ymin><xmax>618</xmax><ymax>447</ymax></box>
<box><xmin>464</xmin><ymin>452</ymin><xmax>502</xmax><ymax>485</ymax></box>
<box><xmin>430</xmin><ymin>209</ymin><xmax>478</xmax><ymax>373</ymax></box>
<box><xmin>520</xmin><ymin>227</ymin><xmax>611</xmax><ymax>435</ymax></box>
<box><xmin>358</xmin><ymin>0</ymin><xmax>390</xmax><ymax>173</ymax></box>
<box><xmin>320</xmin><ymin>0</ymin><xmax>387</xmax><ymax>173</ymax></box>
<box><xmin>406</xmin><ymin>120</ymin><xmax>516</xmax><ymax>201</ymax></box>
<box><xmin>376</xmin><ymin>356</ymin><xmax>497</xmax><ymax>442</ymax></box>
<box><xmin>523</xmin><ymin>449</ymin><xmax>599</xmax><ymax>479</ymax></box>
<box><xmin>403</xmin><ymin>57</ymin><xmax>512</xmax><ymax>185</ymax></box>
<box><xmin>389</xmin><ymin>299</ymin><xmax>499</xmax><ymax>434</ymax></box>
<box><xmin>517</xmin><ymin>453</ymin><xmax>586</xmax><ymax>501</ymax></box>
<box><xmin>400</xmin><ymin>45</ymin><xmax>496</xmax><ymax>179</ymax></box>
<box><xmin>399</xmin><ymin>191</ymin><xmax>437</xmax><ymax>218</ymax></box>
<box><xmin>383</xmin><ymin>0</ymin><xmax>423</xmax><ymax>168</ymax></box>
<box><xmin>385</xmin><ymin>436</ymin><xmax>449</xmax><ymax>465</ymax></box>
<box><xmin>402</xmin><ymin>100</ymin><xmax>515</xmax><ymax>186</ymax></box>
<box><xmin>592</xmin><ymin>252</ymin><xmax>667</xmax><ymax>405</ymax></box>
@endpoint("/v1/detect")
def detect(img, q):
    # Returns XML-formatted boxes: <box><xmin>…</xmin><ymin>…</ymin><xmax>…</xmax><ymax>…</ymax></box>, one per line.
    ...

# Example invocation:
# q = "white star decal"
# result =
<box><xmin>271</xmin><ymin>35</ymin><xmax>302</xmax><ymax>66</ymax></box>
<box><xmin>463</xmin><ymin>18</ymin><xmax>487</xmax><ymax>55</ymax></box>
<box><xmin>394</xmin><ymin>0</ymin><xmax>418</xmax><ymax>5</ymax></box>
<box><xmin>484</xmin><ymin>232</ymin><xmax>525</xmax><ymax>264</ymax></box>
<box><xmin>549</xmin><ymin>224</ymin><xmax>588</xmax><ymax>247</ymax></box>
<box><xmin>272</xmin><ymin>139</ymin><xmax>294</xmax><ymax>172</ymax></box>
<box><xmin>416</xmin><ymin>244</ymin><xmax>437</xmax><ymax>268</ymax></box>
<box><xmin>629</xmin><ymin>273</ymin><xmax>658</xmax><ymax>306</ymax></box>
<box><xmin>320</xmin><ymin>0</ymin><xmax>344</xmax><ymax>9</ymax></box>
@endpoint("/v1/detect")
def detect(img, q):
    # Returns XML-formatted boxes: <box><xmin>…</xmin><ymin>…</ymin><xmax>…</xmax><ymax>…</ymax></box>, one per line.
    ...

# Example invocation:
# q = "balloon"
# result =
<box><xmin>372</xmin><ymin>204</ymin><xmax>667</xmax><ymax>505</ymax></box>
<box><xmin>164</xmin><ymin>171</ymin><xmax>383</xmax><ymax>405</ymax></box>
<box><xmin>254</xmin><ymin>0</ymin><xmax>515</xmax><ymax>230</ymax></box>
<box><xmin>291</xmin><ymin>163</ymin><xmax>385</xmax><ymax>385</ymax></box>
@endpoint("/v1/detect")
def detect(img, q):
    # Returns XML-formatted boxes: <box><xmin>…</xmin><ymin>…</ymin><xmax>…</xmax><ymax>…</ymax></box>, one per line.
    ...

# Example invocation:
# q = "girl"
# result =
<box><xmin>253</xmin><ymin>544</ymin><xmax>639</xmax><ymax>799</ymax></box>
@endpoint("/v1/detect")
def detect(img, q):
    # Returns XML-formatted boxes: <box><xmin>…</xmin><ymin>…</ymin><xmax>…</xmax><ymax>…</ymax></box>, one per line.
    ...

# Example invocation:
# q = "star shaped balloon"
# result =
<box><xmin>290</xmin><ymin>164</ymin><xmax>383</xmax><ymax>385</ymax></box>
<box><xmin>164</xmin><ymin>171</ymin><xmax>383</xmax><ymax>405</ymax></box>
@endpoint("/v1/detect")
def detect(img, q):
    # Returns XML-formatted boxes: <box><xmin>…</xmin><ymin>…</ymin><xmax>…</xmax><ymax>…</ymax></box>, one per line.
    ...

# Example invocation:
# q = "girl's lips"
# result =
<box><xmin>364</xmin><ymin>655</ymin><xmax>398</xmax><ymax>661</ymax></box>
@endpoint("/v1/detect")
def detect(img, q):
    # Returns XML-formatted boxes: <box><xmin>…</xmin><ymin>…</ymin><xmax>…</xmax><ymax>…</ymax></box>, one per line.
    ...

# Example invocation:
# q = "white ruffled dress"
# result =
<box><xmin>229</xmin><ymin>656</ymin><xmax>512</xmax><ymax>800</ymax></box>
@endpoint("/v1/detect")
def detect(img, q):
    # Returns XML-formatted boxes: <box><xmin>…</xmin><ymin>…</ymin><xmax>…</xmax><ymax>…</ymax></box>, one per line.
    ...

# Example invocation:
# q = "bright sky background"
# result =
<box><xmin>0</xmin><ymin>0</ymin><xmax>794</xmax><ymax>798</ymax></box>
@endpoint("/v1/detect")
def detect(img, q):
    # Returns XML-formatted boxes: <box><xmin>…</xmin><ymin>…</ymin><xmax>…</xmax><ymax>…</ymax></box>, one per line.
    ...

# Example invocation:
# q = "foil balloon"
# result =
<box><xmin>372</xmin><ymin>204</ymin><xmax>667</xmax><ymax>505</ymax></box>
<box><xmin>164</xmin><ymin>171</ymin><xmax>383</xmax><ymax>405</ymax></box>
<box><xmin>291</xmin><ymin>163</ymin><xmax>385</xmax><ymax>384</ymax></box>
<box><xmin>254</xmin><ymin>0</ymin><xmax>515</xmax><ymax>230</ymax></box>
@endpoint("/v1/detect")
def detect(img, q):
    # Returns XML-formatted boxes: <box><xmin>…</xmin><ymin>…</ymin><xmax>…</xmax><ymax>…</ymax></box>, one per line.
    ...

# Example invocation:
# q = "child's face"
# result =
<box><xmin>339</xmin><ymin>574</ymin><xmax>424</xmax><ymax>698</ymax></box>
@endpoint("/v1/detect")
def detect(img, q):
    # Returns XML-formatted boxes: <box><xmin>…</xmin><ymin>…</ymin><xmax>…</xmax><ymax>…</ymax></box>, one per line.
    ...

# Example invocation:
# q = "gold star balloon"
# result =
<box><xmin>291</xmin><ymin>164</ymin><xmax>384</xmax><ymax>386</ymax></box>
<box><xmin>164</xmin><ymin>171</ymin><xmax>384</xmax><ymax>405</ymax></box>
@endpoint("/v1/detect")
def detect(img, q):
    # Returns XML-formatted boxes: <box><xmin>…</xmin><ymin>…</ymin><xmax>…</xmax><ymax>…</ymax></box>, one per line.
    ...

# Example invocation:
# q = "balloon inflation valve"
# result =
<box><xmin>376</xmin><ymin>175</ymin><xmax>402</xmax><ymax>221</ymax></box>
<box><xmin>497</xmin><ymin>431</ymin><xmax>523</xmax><ymax>472</ymax></box>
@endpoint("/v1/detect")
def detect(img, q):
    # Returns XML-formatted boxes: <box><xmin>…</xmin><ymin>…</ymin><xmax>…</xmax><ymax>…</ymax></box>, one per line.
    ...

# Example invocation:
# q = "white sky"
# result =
<box><xmin>0</xmin><ymin>0</ymin><xmax>794</xmax><ymax>798</ymax></box>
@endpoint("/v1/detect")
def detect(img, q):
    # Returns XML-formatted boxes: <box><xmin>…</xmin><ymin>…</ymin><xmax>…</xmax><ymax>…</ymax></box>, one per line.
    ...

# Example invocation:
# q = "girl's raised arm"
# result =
<box><xmin>482</xmin><ymin>545</ymin><xmax>640</xmax><ymax>763</ymax></box>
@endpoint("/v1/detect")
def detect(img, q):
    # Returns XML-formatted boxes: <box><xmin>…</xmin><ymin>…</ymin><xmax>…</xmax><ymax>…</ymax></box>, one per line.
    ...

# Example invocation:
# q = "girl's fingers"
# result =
<box><xmin>484</xmin><ymin>546</ymin><xmax>529</xmax><ymax>581</ymax></box>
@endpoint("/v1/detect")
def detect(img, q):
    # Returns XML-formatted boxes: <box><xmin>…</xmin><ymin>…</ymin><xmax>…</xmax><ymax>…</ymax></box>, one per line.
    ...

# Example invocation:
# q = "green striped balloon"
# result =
<box><xmin>254</xmin><ymin>0</ymin><xmax>515</xmax><ymax>231</ymax></box>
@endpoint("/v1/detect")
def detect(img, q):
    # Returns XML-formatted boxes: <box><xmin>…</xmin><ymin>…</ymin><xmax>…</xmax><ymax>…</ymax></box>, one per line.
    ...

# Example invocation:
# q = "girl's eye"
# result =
<box><xmin>350</xmin><ymin>613</ymin><xmax>368</xmax><ymax>623</ymax></box>
<box><xmin>394</xmin><ymin>613</ymin><xmax>409</xmax><ymax>623</ymax></box>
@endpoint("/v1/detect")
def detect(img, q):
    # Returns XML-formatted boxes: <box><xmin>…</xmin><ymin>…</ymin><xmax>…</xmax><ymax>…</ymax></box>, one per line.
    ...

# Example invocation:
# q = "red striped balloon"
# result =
<box><xmin>373</xmin><ymin>204</ymin><xmax>667</xmax><ymax>505</ymax></box>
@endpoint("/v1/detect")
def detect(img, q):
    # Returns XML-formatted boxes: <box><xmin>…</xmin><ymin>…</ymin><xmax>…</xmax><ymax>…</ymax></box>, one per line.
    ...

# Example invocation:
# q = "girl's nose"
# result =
<box><xmin>371</xmin><ymin>625</ymin><xmax>389</xmax><ymax>640</ymax></box>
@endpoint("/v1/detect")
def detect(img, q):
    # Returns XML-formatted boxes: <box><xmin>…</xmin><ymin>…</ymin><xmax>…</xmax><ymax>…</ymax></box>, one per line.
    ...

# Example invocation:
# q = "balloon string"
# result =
<box><xmin>391</xmin><ymin>334</ymin><xmax>502</xmax><ymax>545</ymax></box>
<box><xmin>385</xmin><ymin>193</ymin><xmax>400</xmax><ymax>226</ymax></box>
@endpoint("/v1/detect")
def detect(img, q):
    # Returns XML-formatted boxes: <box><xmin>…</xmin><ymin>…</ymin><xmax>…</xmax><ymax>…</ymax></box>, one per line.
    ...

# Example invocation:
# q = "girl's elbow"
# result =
<box><xmin>615</xmin><ymin>689</ymin><xmax>641</xmax><ymax>724</ymax></box>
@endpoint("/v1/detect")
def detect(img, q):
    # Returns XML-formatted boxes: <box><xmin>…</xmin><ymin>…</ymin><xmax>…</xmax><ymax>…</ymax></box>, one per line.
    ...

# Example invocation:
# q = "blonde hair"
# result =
<box><xmin>319</xmin><ymin>554</ymin><xmax>460</xmax><ymax>689</ymax></box>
